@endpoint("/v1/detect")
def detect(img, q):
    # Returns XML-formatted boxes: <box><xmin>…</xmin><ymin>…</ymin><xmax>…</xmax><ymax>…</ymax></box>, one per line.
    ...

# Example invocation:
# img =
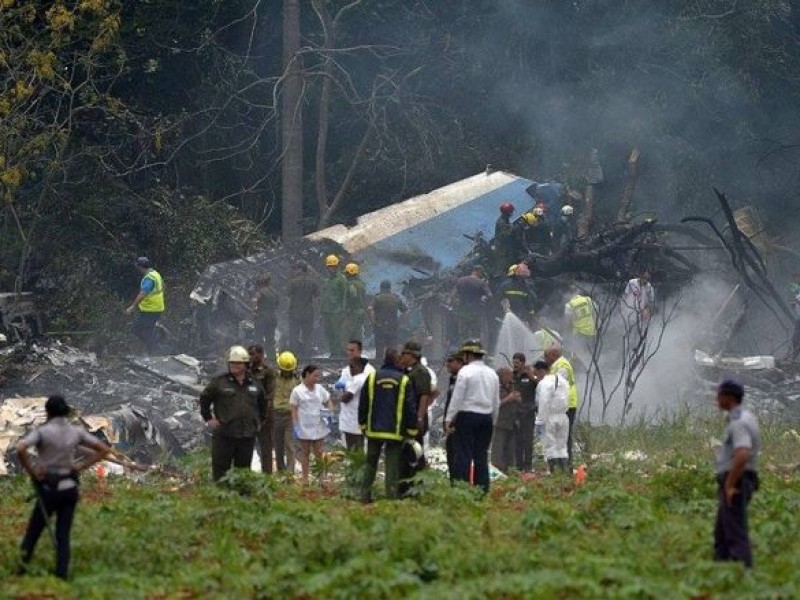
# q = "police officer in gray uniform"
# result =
<box><xmin>16</xmin><ymin>396</ymin><xmax>110</xmax><ymax>579</ymax></box>
<box><xmin>713</xmin><ymin>379</ymin><xmax>760</xmax><ymax>569</ymax></box>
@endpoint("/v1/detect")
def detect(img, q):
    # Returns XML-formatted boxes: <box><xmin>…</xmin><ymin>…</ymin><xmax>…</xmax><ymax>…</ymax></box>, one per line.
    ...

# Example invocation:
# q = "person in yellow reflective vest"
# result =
<box><xmin>564</xmin><ymin>288</ymin><xmax>597</xmax><ymax>361</ymax></box>
<box><xmin>544</xmin><ymin>345</ymin><xmax>578</xmax><ymax>466</ymax></box>
<box><xmin>358</xmin><ymin>351</ymin><xmax>418</xmax><ymax>502</ymax></box>
<box><xmin>125</xmin><ymin>256</ymin><xmax>165</xmax><ymax>354</ymax></box>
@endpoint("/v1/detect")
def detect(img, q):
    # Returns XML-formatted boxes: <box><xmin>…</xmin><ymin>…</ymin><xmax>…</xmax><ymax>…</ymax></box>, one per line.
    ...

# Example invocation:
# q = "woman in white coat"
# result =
<box><xmin>290</xmin><ymin>364</ymin><xmax>332</xmax><ymax>484</ymax></box>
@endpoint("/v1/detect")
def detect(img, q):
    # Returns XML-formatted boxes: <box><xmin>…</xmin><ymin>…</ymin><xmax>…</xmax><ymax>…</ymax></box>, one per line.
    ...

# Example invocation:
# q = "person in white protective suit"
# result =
<box><xmin>532</xmin><ymin>360</ymin><xmax>569</xmax><ymax>474</ymax></box>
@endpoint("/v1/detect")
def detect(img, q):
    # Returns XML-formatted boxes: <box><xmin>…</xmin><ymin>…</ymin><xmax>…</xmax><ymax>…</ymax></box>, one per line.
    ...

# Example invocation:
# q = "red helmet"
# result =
<box><xmin>500</xmin><ymin>202</ymin><xmax>515</xmax><ymax>215</ymax></box>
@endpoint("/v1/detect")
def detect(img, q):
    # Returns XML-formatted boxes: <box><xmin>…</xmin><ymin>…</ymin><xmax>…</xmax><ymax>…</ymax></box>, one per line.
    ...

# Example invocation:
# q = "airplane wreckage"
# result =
<box><xmin>2</xmin><ymin>151</ymin><xmax>800</xmax><ymax>475</ymax></box>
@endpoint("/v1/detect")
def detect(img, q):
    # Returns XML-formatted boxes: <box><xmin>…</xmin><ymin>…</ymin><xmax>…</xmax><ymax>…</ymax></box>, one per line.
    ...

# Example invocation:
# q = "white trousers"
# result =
<box><xmin>543</xmin><ymin>413</ymin><xmax>569</xmax><ymax>460</ymax></box>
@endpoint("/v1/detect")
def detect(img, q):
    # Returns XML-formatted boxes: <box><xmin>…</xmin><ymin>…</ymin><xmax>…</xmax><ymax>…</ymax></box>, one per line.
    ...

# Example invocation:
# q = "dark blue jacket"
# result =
<box><xmin>358</xmin><ymin>363</ymin><xmax>418</xmax><ymax>441</ymax></box>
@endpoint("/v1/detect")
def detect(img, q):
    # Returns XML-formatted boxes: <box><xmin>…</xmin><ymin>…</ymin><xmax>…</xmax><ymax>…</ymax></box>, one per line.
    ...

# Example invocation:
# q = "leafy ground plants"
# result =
<box><xmin>1</xmin><ymin>419</ymin><xmax>798</xmax><ymax>599</ymax></box>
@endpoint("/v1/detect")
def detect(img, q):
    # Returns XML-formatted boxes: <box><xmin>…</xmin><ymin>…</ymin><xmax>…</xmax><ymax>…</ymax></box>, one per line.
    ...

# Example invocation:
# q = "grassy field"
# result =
<box><xmin>1</xmin><ymin>414</ymin><xmax>798</xmax><ymax>599</ymax></box>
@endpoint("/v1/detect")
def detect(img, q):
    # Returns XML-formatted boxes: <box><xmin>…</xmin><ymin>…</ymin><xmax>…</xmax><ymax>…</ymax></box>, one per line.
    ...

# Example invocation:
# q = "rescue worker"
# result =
<box><xmin>444</xmin><ymin>339</ymin><xmax>500</xmax><ymax>493</ymax></box>
<box><xmin>454</xmin><ymin>266</ymin><xmax>491</xmax><ymax>341</ymax></box>
<box><xmin>16</xmin><ymin>395</ymin><xmax>110</xmax><ymax>580</ymax></box>
<box><xmin>622</xmin><ymin>268</ymin><xmax>655</xmax><ymax>332</ymax></box>
<box><xmin>531</xmin><ymin>317</ymin><xmax>563</xmax><ymax>361</ymax></box>
<box><xmin>512</xmin><ymin>352</ymin><xmax>538</xmax><ymax>472</ymax></box>
<box><xmin>493</xmin><ymin>202</ymin><xmax>518</xmax><ymax>273</ymax></box>
<box><xmin>248</xmin><ymin>344</ymin><xmax>276</xmax><ymax>474</ymax></box>
<box><xmin>253</xmin><ymin>275</ymin><xmax>279</xmax><ymax>360</ymax></box>
<box><xmin>492</xmin><ymin>367</ymin><xmax>519</xmax><ymax>473</ymax></box>
<box><xmin>199</xmin><ymin>345</ymin><xmax>267</xmax><ymax>481</ymax></box>
<box><xmin>499</xmin><ymin>263</ymin><xmax>537</xmax><ymax>326</ymax></box>
<box><xmin>343</xmin><ymin>263</ymin><xmax>366</xmax><ymax>342</ymax></box>
<box><xmin>321</xmin><ymin>255</ymin><xmax>348</xmax><ymax>358</ymax></box>
<box><xmin>358</xmin><ymin>349</ymin><xmax>418</xmax><ymax>502</ymax></box>
<box><xmin>399</xmin><ymin>341</ymin><xmax>433</xmax><ymax>467</ymax></box>
<box><xmin>290</xmin><ymin>364</ymin><xmax>332</xmax><ymax>485</ymax></box>
<box><xmin>544</xmin><ymin>345</ymin><xmax>578</xmax><ymax>466</ymax></box>
<box><xmin>442</xmin><ymin>351</ymin><xmax>465</xmax><ymax>479</ymax></box>
<box><xmin>336</xmin><ymin>339</ymin><xmax>376</xmax><ymax>452</ymax></box>
<box><xmin>518</xmin><ymin>206</ymin><xmax>552</xmax><ymax>256</ymax></box>
<box><xmin>713</xmin><ymin>379</ymin><xmax>760</xmax><ymax>569</ymax></box>
<box><xmin>126</xmin><ymin>256</ymin><xmax>165</xmax><ymax>354</ymax></box>
<box><xmin>287</xmin><ymin>261</ymin><xmax>320</xmax><ymax>358</ymax></box>
<box><xmin>272</xmin><ymin>351</ymin><xmax>300</xmax><ymax>473</ymax></box>
<box><xmin>553</xmin><ymin>204</ymin><xmax>577</xmax><ymax>251</ymax></box>
<box><xmin>368</xmin><ymin>280</ymin><xmax>407</xmax><ymax>362</ymax></box>
<box><xmin>564</xmin><ymin>288</ymin><xmax>597</xmax><ymax>358</ymax></box>
<box><xmin>532</xmin><ymin>360</ymin><xmax>569</xmax><ymax>473</ymax></box>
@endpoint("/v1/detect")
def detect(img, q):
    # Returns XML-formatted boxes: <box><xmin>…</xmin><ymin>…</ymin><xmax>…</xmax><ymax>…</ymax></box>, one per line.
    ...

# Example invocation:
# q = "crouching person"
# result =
<box><xmin>17</xmin><ymin>395</ymin><xmax>110</xmax><ymax>580</ymax></box>
<box><xmin>358</xmin><ymin>350</ymin><xmax>418</xmax><ymax>502</ymax></box>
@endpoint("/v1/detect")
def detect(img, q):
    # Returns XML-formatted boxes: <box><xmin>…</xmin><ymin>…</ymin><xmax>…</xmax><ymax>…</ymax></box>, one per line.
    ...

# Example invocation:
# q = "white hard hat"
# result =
<box><xmin>533</xmin><ymin>206</ymin><xmax>545</xmax><ymax>217</ymax></box>
<box><xmin>227</xmin><ymin>345</ymin><xmax>250</xmax><ymax>363</ymax></box>
<box><xmin>561</xmin><ymin>205</ymin><xmax>574</xmax><ymax>216</ymax></box>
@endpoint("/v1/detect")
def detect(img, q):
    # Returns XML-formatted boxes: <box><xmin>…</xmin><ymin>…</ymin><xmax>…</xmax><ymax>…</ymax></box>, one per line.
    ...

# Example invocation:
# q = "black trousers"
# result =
<box><xmin>211</xmin><ymin>435</ymin><xmax>255</xmax><ymax>481</ymax></box>
<box><xmin>20</xmin><ymin>484</ymin><xmax>79</xmax><ymax>579</ymax></box>
<box><xmin>344</xmin><ymin>432</ymin><xmax>365</xmax><ymax>453</ymax></box>
<box><xmin>515</xmin><ymin>410</ymin><xmax>537</xmax><ymax>471</ymax></box>
<box><xmin>362</xmin><ymin>438</ymin><xmax>403</xmax><ymax>501</ymax></box>
<box><xmin>445</xmin><ymin>433</ymin><xmax>455</xmax><ymax>481</ymax></box>
<box><xmin>256</xmin><ymin>412</ymin><xmax>274</xmax><ymax>474</ymax></box>
<box><xmin>714</xmin><ymin>472</ymin><xmax>756</xmax><ymax>568</ymax></box>
<box><xmin>451</xmin><ymin>412</ymin><xmax>493</xmax><ymax>493</ymax></box>
<box><xmin>566</xmin><ymin>407</ymin><xmax>576</xmax><ymax>466</ymax></box>
<box><xmin>132</xmin><ymin>311</ymin><xmax>161</xmax><ymax>354</ymax></box>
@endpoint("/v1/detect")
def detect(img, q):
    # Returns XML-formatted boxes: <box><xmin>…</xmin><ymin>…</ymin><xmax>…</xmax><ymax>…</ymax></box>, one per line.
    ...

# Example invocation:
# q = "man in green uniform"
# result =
<box><xmin>368</xmin><ymin>280</ymin><xmax>407</xmax><ymax>362</ymax></box>
<box><xmin>199</xmin><ymin>345</ymin><xmax>267</xmax><ymax>481</ymax></box>
<box><xmin>321</xmin><ymin>254</ymin><xmax>347</xmax><ymax>358</ymax></box>
<box><xmin>287</xmin><ymin>261</ymin><xmax>320</xmax><ymax>358</ymax></box>
<box><xmin>273</xmin><ymin>351</ymin><xmax>300</xmax><ymax>473</ymax></box>
<box><xmin>399</xmin><ymin>341</ymin><xmax>433</xmax><ymax>490</ymax></box>
<box><xmin>343</xmin><ymin>263</ymin><xmax>366</xmax><ymax>342</ymax></box>
<box><xmin>253</xmin><ymin>275</ymin><xmax>280</xmax><ymax>360</ymax></box>
<box><xmin>248</xmin><ymin>344</ymin><xmax>276</xmax><ymax>474</ymax></box>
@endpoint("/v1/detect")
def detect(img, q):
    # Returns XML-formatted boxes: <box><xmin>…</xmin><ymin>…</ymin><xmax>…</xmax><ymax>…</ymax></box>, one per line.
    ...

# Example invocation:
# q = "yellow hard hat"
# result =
<box><xmin>227</xmin><ymin>345</ymin><xmax>249</xmax><ymax>363</ymax></box>
<box><xmin>325</xmin><ymin>254</ymin><xmax>340</xmax><ymax>267</ymax></box>
<box><xmin>522</xmin><ymin>211</ymin><xmax>538</xmax><ymax>226</ymax></box>
<box><xmin>345</xmin><ymin>262</ymin><xmax>359</xmax><ymax>276</ymax></box>
<box><xmin>507</xmin><ymin>264</ymin><xmax>518</xmax><ymax>276</ymax></box>
<box><xmin>277</xmin><ymin>351</ymin><xmax>297</xmax><ymax>372</ymax></box>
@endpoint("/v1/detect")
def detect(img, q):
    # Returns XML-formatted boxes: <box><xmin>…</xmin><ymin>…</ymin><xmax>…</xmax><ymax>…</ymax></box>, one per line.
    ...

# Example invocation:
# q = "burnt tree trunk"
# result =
<box><xmin>281</xmin><ymin>0</ymin><xmax>303</xmax><ymax>240</ymax></box>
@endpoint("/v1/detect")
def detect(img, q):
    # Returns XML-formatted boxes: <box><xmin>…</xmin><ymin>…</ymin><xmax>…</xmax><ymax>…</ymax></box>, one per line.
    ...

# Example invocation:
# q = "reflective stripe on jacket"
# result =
<box><xmin>359</xmin><ymin>367</ymin><xmax>418</xmax><ymax>441</ymax></box>
<box><xmin>550</xmin><ymin>356</ymin><xmax>578</xmax><ymax>409</ymax></box>
<box><xmin>567</xmin><ymin>295</ymin><xmax>596</xmax><ymax>336</ymax></box>
<box><xmin>139</xmin><ymin>270</ymin><xmax>165</xmax><ymax>313</ymax></box>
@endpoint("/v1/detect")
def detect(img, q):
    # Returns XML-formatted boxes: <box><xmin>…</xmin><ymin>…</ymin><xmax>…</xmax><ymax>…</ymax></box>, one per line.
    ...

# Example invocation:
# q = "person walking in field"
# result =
<box><xmin>126</xmin><ymin>256</ymin><xmax>165</xmax><ymax>354</ymax></box>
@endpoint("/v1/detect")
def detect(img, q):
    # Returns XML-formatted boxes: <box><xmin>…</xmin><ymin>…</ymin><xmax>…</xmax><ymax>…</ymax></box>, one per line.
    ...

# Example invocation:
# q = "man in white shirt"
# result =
<box><xmin>621</xmin><ymin>269</ymin><xmax>655</xmax><ymax>331</ymax></box>
<box><xmin>336</xmin><ymin>340</ymin><xmax>376</xmax><ymax>452</ymax></box>
<box><xmin>532</xmin><ymin>360</ymin><xmax>569</xmax><ymax>474</ymax></box>
<box><xmin>444</xmin><ymin>339</ymin><xmax>500</xmax><ymax>492</ymax></box>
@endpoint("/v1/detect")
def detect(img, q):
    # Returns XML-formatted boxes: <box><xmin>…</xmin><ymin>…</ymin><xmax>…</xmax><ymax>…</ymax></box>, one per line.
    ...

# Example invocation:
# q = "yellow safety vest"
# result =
<box><xmin>568</xmin><ymin>295</ymin><xmax>596</xmax><ymax>336</ymax></box>
<box><xmin>550</xmin><ymin>356</ymin><xmax>578</xmax><ymax>409</ymax></box>
<box><xmin>139</xmin><ymin>270</ymin><xmax>165</xmax><ymax>313</ymax></box>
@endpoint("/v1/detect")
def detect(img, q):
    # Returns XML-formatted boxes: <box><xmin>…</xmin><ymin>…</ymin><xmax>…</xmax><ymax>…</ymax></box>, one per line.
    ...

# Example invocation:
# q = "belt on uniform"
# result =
<box><xmin>716</xmin><ymin>470</ymin><xmax>759</xmax><ymax>491</ymax></box>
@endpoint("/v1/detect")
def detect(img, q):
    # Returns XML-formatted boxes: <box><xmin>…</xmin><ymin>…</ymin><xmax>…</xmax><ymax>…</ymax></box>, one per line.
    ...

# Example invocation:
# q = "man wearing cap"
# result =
<box><xmin>444</xmin><ymin>340</ymin><xmax>500</xmax><ymax>492</ymax></box>
<box><xmin>368</xmin><ymin>280</ymin><xmax>407</xmax><ymax>363</ymax></box>
<box><xmin>199</xmin><ymin>345</ymin><xmax>268</xmax><ymax>481</ymax></box>
<box><xmin>399</xmin><ymin>341</ymin><xmax>433</xmax><ymax>491</ymax></box>
<box><xmin>126</xmin><ymin>256</ymin><xmax>165</xmax><ymax>354</ymax></box>
<box><xmin>287</xmin><ymin>261</ymin><xmax>320</xmax><ymax>357</ymax></box>
<box><xmin>713</xmin><ymin>380</ymin><xmax>760</xmax><ymax>569</ymax></box>
<box><xmin>454</xmin><ymin>266</ymin><xmax>492</xmax><ymax>341</ymax></box>
<box><xmin>442</xmin><ymin>351</ymin><xmax>465</xmax><ymax>479</ymax></box>
<box><xmin>248</xmin><ymin>344</ymin><xmax>276</xmax><ymax>473</ymax></box>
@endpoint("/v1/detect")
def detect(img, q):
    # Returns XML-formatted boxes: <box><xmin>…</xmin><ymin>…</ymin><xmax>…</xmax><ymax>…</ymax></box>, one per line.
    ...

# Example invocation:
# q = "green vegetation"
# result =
<box><xmin>1</xmin><ymin>419</ymin><xmax>798</xmax><ymax>599</ymax></box>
